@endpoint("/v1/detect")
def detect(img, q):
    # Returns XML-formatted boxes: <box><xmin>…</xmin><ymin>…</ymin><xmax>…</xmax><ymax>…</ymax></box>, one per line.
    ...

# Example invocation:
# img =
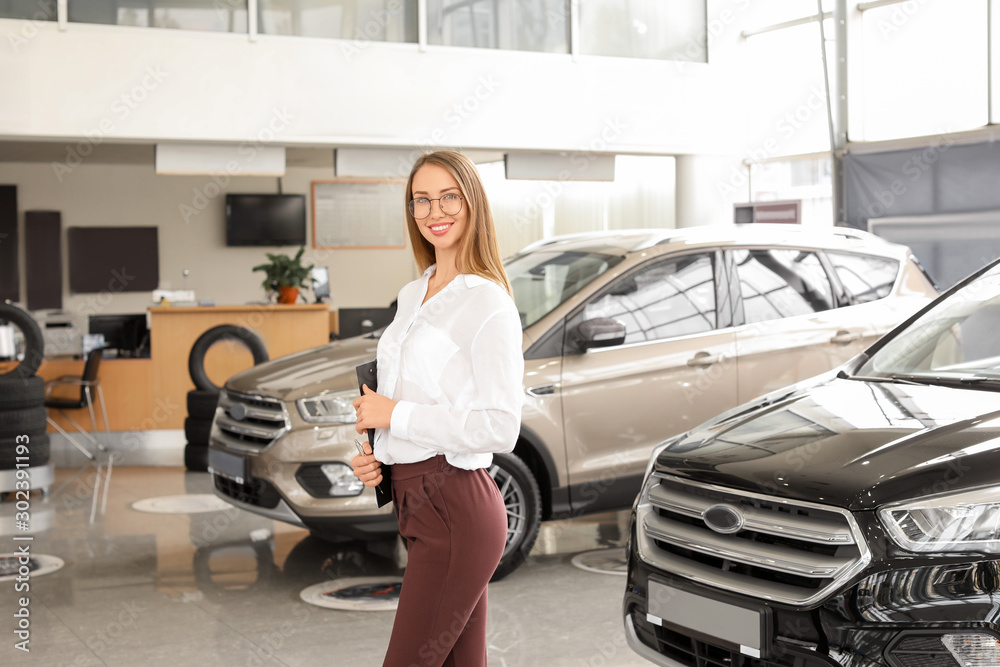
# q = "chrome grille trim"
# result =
<box><xmin>648</xmin><ymin>482</ymin><xmax>854</xmax><ymax>545</ymax></box>
<box><xmin>211</xmin><ymin>390</ymin><xmax>290</xmax><ymax>453</ymax></box>
<box><xmin>636</xmin><ymin>473</ymin><xmax>871</xmax><ymax>607</ymax></box>
<box><xmin>641</xmin><ymin>514</ymin><xmax>851</xmax><ymax>577</ymax></box>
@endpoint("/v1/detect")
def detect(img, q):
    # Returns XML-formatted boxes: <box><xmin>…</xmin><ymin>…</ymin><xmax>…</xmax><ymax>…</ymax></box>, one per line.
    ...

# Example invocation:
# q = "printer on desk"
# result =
<box><xmin>38</xmin><ymin>311</ymin><xmax>85</xmax><ymax>357</ymax></box>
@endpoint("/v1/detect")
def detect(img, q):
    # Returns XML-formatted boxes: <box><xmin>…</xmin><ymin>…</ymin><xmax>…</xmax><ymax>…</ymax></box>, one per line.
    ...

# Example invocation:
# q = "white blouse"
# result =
<box><xmin>373</xmin><ymin>265</ymin><xmax>525</xmax><ymax>470</ymax></box>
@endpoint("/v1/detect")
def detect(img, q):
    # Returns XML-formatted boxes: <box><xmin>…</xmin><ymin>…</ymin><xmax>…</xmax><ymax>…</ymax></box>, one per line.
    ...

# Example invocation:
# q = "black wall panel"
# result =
<box><xmin>25</xmin><ymin>211</ymin><xmax>62</xmax><ymax>311</ymax></box>
<box><xmin>0</xmin><ymin>185</ymin><xmax>18</xmax><ymax>302</ymax></box>
<box><xmin>67</xmin><ymin>227</ymin><xmax>159</xmax><ymax>293</ymax></box>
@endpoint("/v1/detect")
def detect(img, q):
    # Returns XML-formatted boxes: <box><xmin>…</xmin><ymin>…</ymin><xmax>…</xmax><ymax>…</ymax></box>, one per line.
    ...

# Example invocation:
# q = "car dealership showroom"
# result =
<box><xmin>5</xmin><ymin>1</ymin><xmax>1000</xmax><ymax>666</ymax></box>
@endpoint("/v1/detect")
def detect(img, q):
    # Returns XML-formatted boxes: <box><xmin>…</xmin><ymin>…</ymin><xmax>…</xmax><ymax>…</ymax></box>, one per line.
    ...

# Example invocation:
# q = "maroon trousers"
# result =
<box><xmin>383</xmin><ymin>456</ymin><xmax>507</xmax><ymax>667</ymax></box>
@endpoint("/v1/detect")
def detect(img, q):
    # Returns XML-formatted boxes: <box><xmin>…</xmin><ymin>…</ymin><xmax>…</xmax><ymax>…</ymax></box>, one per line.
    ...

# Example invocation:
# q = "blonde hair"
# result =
<box><xmin>404</xmin><ymin>150</ymin><xmax>512</xmax><ymax>295</ymax></box>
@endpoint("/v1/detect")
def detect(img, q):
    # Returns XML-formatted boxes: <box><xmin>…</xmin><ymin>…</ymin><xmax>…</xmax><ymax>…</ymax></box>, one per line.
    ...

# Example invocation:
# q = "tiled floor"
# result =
<box><xmin>0</xmin><ymin>452</ymin><xmax>651</xmax><ymax>667</ymax></box>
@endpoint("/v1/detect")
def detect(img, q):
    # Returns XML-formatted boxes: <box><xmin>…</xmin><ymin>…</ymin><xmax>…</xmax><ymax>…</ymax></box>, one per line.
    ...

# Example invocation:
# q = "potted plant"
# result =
<box><xmin>252</xmin><ymin>246</ymin><xmax>314</xmax><ymax>304</ymax></box>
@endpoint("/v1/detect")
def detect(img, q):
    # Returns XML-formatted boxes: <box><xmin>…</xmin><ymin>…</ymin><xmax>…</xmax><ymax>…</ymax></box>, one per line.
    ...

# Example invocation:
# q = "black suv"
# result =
<box><xmin>624</xmin><ymin>257</ymin><xmax>1000</xmax><ymax>667</ymax></box>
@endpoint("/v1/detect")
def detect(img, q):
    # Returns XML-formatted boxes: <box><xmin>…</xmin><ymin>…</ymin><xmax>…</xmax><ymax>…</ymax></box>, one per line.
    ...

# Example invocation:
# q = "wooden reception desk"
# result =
<box><xmin>12</xmin><ymin>304</ymin><xmax>331</xmax><ymax>433</ymax></box>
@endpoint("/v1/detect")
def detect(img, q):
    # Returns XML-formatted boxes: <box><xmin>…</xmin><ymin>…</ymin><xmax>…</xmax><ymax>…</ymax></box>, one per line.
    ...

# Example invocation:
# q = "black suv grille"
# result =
<box><xmin>630</xmin><ymin>608</ymin><xmax>831</xmax><ymax>667</ymax></box>
<box><xmin>636</xmin><ymin>474</ymin><xmax>870</xmax><ymax>606</ymax></box>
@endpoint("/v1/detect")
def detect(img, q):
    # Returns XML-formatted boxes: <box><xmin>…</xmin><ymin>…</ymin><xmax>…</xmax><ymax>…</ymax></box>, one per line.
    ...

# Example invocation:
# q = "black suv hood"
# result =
<box><xmin>655</xmin><ymin>376</ymin><xmax>1000</xmax><ymax>510</ymax></box>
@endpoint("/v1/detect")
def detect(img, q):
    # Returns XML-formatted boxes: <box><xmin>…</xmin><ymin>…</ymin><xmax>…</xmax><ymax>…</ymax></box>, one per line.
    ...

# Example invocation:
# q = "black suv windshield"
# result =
<box><xmin>506</xmin><ymin>251</ymin><xmax>623</xmax><ymax>328</ymax></box>
<box><xmin>858</xmin><ymin>261</ymin><xmax>1000</xmax><ymax>385</ymax></box>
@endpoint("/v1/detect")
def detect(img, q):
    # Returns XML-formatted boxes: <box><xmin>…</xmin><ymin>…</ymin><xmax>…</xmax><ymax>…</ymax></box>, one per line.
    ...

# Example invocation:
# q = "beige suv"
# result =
<box><xmin>207</xmin><ymin>224</ymin><xmax>938</xmax><ymax>579</ymax></box>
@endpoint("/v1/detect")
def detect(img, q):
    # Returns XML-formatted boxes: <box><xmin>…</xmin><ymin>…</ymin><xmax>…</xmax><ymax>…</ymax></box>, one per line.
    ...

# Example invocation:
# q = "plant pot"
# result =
<box><xmin>277</xmin><ymin>286</ymin><xmax>299</xmax><ymax>304</ymax></box>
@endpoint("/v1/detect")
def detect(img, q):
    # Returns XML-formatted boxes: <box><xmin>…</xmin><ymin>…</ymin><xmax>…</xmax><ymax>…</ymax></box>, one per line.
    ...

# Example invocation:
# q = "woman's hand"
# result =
<box><xmin>353</xmin><ymin>384</ymin><xmax>396</xmax><ymax>434</ymax></box>
<box><xmin>351</xmin><ymin>440</ymin><xmax>383</xmax><ymax>488</ymax></box>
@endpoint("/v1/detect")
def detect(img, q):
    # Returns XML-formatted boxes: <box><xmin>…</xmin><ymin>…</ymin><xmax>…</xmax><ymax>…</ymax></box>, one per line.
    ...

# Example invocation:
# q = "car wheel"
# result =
<box><xmin>188</xmin><ymin>325</ymin><xmax>269</xmax><ymax>393</ymax></box>
<box><xmin>488</xmin><ymin>452</ymin><xmax>541</xmax><ymax>582</ymax></box>
<box><xmin>0</xmin><ymin>375</ymin><xmax>45</xmax><ymax>410</ymax></box>
<box><xmin>0</xmin><ymin>302</ymin><xmax>44</xmax><ymax>380</ymax></box>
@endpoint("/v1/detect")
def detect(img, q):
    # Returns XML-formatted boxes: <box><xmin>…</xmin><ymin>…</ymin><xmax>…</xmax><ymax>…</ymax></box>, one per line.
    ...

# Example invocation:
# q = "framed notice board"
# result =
<box><xmin>312</xmin><ymin>180</ymin><xmax>407</xmax><ymax>249</ymax></box>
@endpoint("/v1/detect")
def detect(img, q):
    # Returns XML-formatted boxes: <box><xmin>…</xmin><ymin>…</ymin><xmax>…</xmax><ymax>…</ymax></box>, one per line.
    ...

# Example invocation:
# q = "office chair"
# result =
<box><xmin>44</xmin><ymin>347</ymin><xmax>110</xmax><ymax>461</ymax></box>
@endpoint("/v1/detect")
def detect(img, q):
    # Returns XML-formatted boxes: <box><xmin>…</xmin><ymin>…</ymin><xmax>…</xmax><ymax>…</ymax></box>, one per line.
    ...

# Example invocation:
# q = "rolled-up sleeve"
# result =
<box><xmin>389</xmin><ymin>306</ymin><xmax>523</xmax><ymax>454</ymax></box>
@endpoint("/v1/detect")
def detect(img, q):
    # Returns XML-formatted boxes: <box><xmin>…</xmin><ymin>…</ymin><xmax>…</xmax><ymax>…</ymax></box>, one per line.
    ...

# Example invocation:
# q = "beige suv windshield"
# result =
<box><xmin>507</xmin><ymin>250</ymin><xmax>623</xmax><ymax>328</ymax></box>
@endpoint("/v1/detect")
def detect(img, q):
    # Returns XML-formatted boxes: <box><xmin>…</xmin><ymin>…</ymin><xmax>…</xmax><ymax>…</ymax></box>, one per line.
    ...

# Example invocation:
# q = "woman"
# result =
<box><xmin>351</xmin><ymin>150</ymin><xmax>524</xmax><ymax>667</ymax></box>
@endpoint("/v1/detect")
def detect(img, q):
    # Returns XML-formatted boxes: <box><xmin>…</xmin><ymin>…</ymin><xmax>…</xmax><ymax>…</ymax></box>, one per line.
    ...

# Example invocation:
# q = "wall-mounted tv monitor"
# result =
<box><xmin>226</xmin><ymin>194</ymin><xmax>307</xmax><ymax>246</ymax></box>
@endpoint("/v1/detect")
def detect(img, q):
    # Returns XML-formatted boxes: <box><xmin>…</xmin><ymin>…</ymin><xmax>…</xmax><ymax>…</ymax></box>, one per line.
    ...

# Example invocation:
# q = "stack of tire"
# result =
<box><xmin>184</xmin><ymin>325</ymin><xmax>268</xmax><ymax>472</ymax></box>
<box><xmin>0</xmin><ymin>301</ymin><xmax>50</xmax><ymax>473</ymax></box>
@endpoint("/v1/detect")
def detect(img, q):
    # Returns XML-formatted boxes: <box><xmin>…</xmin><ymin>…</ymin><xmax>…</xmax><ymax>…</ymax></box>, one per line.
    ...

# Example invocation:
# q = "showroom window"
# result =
<box><xmin>827</xmin><ymin>252</ymin><xmax>899</xmax><ymax>304</ymax></box>
<box><xmin>426</xmin><ymin>0</ymin><xmax>568</xmax><ymax>53</ymax></box>
<box><xmin>69</xmin><ymin>0</ymin><xmax>248</xmax><ymax>32</ymax></box>
<box><xmin>577</xmin><ymin>0</ymin><xmax>706</xmax><ymax>62</ymax></box>
<box><xmin>479</xmin><ymin>156</ymin><xmax>676</xmax><ymax>259</ymax></box>
<box><xmin>733</xmin><ymin>248</ymin><xmax>834</xmax><ymax>323</ymax></box>
<box><xmin>743</xmin><ymin>15</ymin><xmax>834</xmax><ymax>157</ymax></box>
<box><xmin>856</xmin><ymin>0</ymin><xmax>987</xmax><ymax>141</ymax></box>
<box><xmin>581</xmin><ymin>253</ymin><xmax>716</xmax><ymax>344</ymax></box>
<box><xmin>0</xmin><ymin>0</ymin><xmax>56</xmax><ymax>21</ymax></box>
<box><xmin>749</xmin><ymin>156</ymin><xmax>833</xmax><ymax>228</ymax></box>
<box><xmin>258</xmin><ymin>0</ymin><xmax>416</xmax><ymax>43</ymax></box>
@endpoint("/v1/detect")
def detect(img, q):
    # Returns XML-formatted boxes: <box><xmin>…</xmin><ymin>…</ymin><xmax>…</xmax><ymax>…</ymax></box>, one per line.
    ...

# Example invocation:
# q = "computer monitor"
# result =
<box><xmin>311</xmin><ymin>267</ymin><xmax>330</xmax><ymax>303</ymax></box>
<box><xmin>89</xmin><ymin>314</ymin><xmax>150</xmax><ymax>358</ymax></box>
<box><xmin>337</xmin><ymin>306</ymin><xmax>396</xmax><ymax>339</ymax></box>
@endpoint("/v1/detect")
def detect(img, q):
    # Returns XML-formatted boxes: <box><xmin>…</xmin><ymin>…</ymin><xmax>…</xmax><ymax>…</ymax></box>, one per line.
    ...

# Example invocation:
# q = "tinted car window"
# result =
<box><xmin>733</xmin><ymin>248</ymin><xmax>834</xmax><ymax>323</ymax></box>
<box><xmin>827</xmin><ymin>252</ymin><xmax>899</xmax><ymax>304</ymax></box>
<box><xmin>507</xmin><ymin>251</ymin><xmax>623</xmax><ymax>328</ymax></box>
<box><xmin>581</xmin><ymin>253</ymin><xmax>716</xmax><ymax>344</ymax></box>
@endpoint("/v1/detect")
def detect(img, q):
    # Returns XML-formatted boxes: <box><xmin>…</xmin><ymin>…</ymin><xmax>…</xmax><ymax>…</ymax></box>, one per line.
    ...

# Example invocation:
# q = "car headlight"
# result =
<box><xmin>296</xmin><ymin>389</ymin><xmax>356</xmax><ymax>424</ymax></box>
<box><xmin>880</xmin><ymin>486</ymin><xmax>1000</xmax><ymax>553</ymax></box>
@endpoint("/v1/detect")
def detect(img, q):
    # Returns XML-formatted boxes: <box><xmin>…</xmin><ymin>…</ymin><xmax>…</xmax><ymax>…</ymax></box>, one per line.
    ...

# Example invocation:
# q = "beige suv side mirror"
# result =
<box><xmin>576</xmin><ymin>317</ymin><xmax>627</xmax><ymax>350</ymax></box>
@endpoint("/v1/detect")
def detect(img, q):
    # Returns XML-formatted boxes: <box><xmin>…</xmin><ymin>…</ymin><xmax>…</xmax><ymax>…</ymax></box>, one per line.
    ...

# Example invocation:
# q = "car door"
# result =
<box><xmin>730</xmin><ymin>247</ymin><xmax>871</xmax><ymax>404</ymax></box>
<box><xmin>559</xmin><ymin>251</ymin><xmax>739</xmax><ymax>513</ymax></box>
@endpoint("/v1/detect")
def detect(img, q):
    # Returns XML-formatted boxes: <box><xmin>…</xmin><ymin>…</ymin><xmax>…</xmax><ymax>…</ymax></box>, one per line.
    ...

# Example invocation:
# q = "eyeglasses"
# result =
<box><xmin>408</xmin><ymin>193</ymin><xmax>464</xmax><ymax>219</ymax></box>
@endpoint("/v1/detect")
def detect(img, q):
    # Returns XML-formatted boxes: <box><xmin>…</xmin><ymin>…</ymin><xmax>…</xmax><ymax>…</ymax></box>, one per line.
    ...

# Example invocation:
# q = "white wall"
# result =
<box><xmin>0</xmin><ymin>15</ymin><xmax>742</xmax><ymax>157</ymax></box>
<box><xmin>0</xmin><ymin>161</ymin><xmax>417</xmax><ymax>315</ymax></box>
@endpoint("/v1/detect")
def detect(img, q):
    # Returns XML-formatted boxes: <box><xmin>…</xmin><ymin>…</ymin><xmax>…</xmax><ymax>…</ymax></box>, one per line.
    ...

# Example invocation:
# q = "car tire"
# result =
<box><xmin>184</xmin><ymin>416</ymin><xmax>213</xmax><ymax>447</ymax></box>
<box><xmin>188</xmin><ymin>325</ymin><xmax>269</xmax><ymax>393</ymax></box>
<box><xmin>187</xmin><ymin>390</ymin><xmax>220</xmax><ymax>420</ymax></box>
<box><xmin>0</xmin><ymin>375</ymin><xmax>46</xmax><ymax>410</ymax></box>
<box><xmin>0</xmin><ymin>302</ymin><xmax>44</xmax><ymax>380</ymax></box>
<box><xmin>0</xmin><ymin>433</ymin><xmax>50</xmax><ymax>469</ymax></box>
<box><xmin>489</xmin><ymin>452</ymin><xmax>542</xmax><ymax>582</ymax></box>
<box><xmin>0</xmin><ymin>405</ymin><xmax>47</xmax><ymax>438</ymax></box>
<box><xmin>184</xmin><ymin>442</ymin><xmax>208</xmax><ymax>472</ymax></box>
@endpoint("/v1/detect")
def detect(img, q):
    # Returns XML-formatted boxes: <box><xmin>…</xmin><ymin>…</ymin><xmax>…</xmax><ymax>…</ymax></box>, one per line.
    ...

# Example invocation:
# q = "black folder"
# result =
<box><xmin>356</xmin><ymin>360</ymin><xmax>392</xmax><ymax>507</ymax></box>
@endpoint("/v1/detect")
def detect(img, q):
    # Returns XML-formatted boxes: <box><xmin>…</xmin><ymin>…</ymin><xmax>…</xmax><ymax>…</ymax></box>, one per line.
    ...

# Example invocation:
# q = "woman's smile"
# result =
<box><xmin>428</xmin><ymin>222</ymin><xmax>454</xmax><ymax>236</ymax></box>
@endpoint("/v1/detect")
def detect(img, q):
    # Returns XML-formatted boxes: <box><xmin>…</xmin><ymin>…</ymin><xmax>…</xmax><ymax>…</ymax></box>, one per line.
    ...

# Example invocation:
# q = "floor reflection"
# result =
<box><xmin>0</xmin><ymin>463</ymin><xmax>651</xmax><ymax>666</ymax></box>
